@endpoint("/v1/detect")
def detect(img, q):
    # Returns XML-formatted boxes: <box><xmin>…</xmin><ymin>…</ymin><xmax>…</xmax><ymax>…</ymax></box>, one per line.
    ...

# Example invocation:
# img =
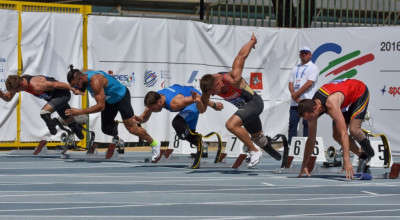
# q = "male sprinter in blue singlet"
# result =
<box><xmin>65</xmin><ymin>65</ymin><xmax>161</xmax><ymax>161</ymax></box>
<box><xmin>2</xmin><ymin>74</ymin><xmax>85</xmax><ymax>139</ymax></box>
<box><xmin>196</xmin><ymin>33</ymin><xmax>281</xmax><ymax>168</ymax></box>
<box><xmin>134</xmin><ymin>84</ymin><xmax>223</xmax><ymax>154</ymax></box>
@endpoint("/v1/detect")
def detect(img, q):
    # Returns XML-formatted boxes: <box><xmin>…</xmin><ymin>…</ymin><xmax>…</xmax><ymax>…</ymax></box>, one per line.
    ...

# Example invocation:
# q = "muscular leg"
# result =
<box><xmin>332</xmin><ymin>123</ymin><xmax>362</xmax><ymax>156</ymax></box>
<box><xmin>225</xmin><ymin>115</ymin><xmax>259</xmax><ymax>152</ymax></box>
<box><xmin>349</xmin><ymin>119</ymin><xmax>374</xmax><ymax>157</ymax></box>
<box><xmin>123</xmin><ymin>116</ymin><xmax>154</xmax><ymax>143</ymax></box>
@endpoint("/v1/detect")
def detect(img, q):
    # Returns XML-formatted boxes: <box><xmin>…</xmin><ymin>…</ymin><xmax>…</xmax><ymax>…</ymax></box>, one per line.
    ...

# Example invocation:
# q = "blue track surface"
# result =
<box><xmin>0</xmin><ymin>151</ymin><xmax>399</xmax><ymax>219</ymax></box>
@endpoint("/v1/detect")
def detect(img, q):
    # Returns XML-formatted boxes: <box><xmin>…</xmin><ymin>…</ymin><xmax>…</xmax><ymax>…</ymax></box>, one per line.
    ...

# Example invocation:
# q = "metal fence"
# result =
<box><xmin>208</xmin><ymin>0</ymin><xmax>400</xmax><ymax>27</ymax></box>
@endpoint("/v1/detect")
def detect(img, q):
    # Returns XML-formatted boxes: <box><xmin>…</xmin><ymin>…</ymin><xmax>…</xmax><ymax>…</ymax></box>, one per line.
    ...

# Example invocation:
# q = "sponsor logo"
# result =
<box><xmin>160</xmin><ymin>70</ymin><xmax>171</xmax><ymax>79</ymax></box>
<box><xmin>187</xmin><ymin>70</ymin><xmax>199</xmax><ymax>84</ymax></box>
<box><xmin>388</xmin><ymin>86</ymin><xmax>400</xmax><ymax>97</ymax></box>
<box><xmin>249</xmin><ymin>72</ymin><xmax>263</xmax><ymax>90</ymax></box>
<box><xmin>0</xmin><ymin>78</ymin><xmax>5</xmax><ymax>83</ymax></box>
<box><xmin>0</xmin><ymin>58</ymin><xmax>6</xmax><ymax>62</ymax></box>
<box><xmin>187</xmin><ymin>70</ymin><xmax>201</xmax><ymax>89</ymax></box>
<box><xmin>381</xmin><ymin>85</ymin><xmax>387</xmax><ymax>95</ymax></box>
<box><xmin>113</xmin><ymin>72</ymin><xmax>135</xmax><ymax>87</ymax></box>
<box><xmin>380</xmin><ymin>84</ymin><xmax>400</xmax><ymax>97</ymax></box>
<box><xmin>312</xmin><ymin>43</ymin><xmax>375</xmax><ymax>80</ymax></box>
<box><xmin>161</xmin><ymin>80</ymin><xmax>168</xmax><ymax>88</ymax></box>
<box><xmin>144</xmin><ymin>70</ymin><xmax>157</xmax><ymax>87</ymax></box>
<box><xmin>0</xmin><ymin>69</ymin><xmax>3</xmax><ymax>73</ymax></box>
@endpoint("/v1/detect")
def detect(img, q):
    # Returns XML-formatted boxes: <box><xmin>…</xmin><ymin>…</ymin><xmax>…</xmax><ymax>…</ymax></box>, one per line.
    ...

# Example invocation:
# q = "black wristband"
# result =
<box><xmin>212</xmin><ymin>102</ymin><xmax>216</xmax><ymax>109</ymax></box>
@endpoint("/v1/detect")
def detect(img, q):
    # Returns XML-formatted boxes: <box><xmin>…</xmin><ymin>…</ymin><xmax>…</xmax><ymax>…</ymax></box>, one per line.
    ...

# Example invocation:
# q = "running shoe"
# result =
<box><xmin>151</xmin><ymin>142</ymin><xmax>161</xmax><ymax>162</ymax></box>
<box><xmin>356</xmin><ymin>156</ymin><xmax>371</xmax><ymax>174</ymax></box>
<box><xmin>248</xmin><ymin>150</ymin><xmax>262</xmax><ymax>168</ymax></box>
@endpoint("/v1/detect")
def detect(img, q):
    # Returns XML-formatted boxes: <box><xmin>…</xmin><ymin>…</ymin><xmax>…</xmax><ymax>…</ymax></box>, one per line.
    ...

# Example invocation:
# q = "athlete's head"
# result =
<box><xmin>67</xmin><ymin>64</ymin><xmax>87</xmax><ymax>92</ymax></box>
<box><xmin>200</xmin><ymin>74</ymin><xmax>222</xmax><ymax>95</ymax></box>
<box><xmin>144</xmin><ymin>91</ymin><xmax>163</xmax><ymax>112</ymax></box>
<box><xmin>5</xmin><ymin>75</ymin><xmax>23</xmax><ymax>93</ymax></box>
<box><xmin>298</xmin><ymin>99</ymin><xmax>318</xmax><ymax>120</ymax></box>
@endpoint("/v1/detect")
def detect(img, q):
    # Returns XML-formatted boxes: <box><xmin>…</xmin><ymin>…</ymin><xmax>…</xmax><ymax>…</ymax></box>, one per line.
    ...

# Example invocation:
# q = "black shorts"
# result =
<box><xmin>46</xmin><ymin>89</ymin><xmax>71</xmax><ymax>120</ymax></box>
<box><xmin>334</xmin><ymin>86</ymin><xmax>369</xmax><ymax>125</ymax></box>
<box><xmin>234</xmin><ymin>94</ymin><xmax>264</xmax><ymax>134</ymax></box>
<box><xmin>101</xmin><ymin>88</ymin><xmax>134</xmax><ymax>124</ymax></box>
<box><xmin>46</xmin><ymin>89</ymin><xmax>71</xmax><ymax>111</ymax></box>
<box><xmin>343</xmin><ymin>86</ymin><xmax>369</xmax><ymax>123</ymax></box>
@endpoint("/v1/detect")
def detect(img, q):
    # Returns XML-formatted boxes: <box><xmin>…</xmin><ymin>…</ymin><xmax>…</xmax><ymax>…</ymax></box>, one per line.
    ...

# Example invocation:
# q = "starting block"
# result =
<box><xmin>352</xmin><ymin>137</ymin><xmax>393</xmax><ymax>169</ymax></box>
<box><xmin>153</xmin><ymin>133</ymin><xmax>199</xmax><ymax>164</ymax></box>
<box><xmin>61</xmin><ymin>143</ymin><xmax>120</xmax><ymax>161</ymax></box>
<box><xmin>11</xmin><ymin>140</ymin><xmax>66</xmax><ymax>156</ymax></box>
<box><xmin>152</xmin><ymin>132</ymin><xmax>247</xmax><ymax>169</ymax></box>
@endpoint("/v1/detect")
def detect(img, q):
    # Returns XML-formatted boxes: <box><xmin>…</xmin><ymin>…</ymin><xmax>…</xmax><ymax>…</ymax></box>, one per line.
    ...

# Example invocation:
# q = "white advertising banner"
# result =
<box><xmin>20</xmin><ymin>12</ymin><xmax>83</xmax><ymax>141</ymax></box>
<box><xmin>302</xmin><ymin>27</ymin><xmax>400</xmax><ymax>153</ymax></box>
<box><xmin>87</xmin><ymin>16</ymin><xmax>294</xmax><ymax>143</ymax></box>
<box><xmin>0</xmin><ymin>9</ymin><xmax>18</xmax><ymax>141</ymax></box>
<box><xmin>1</xmin><ymin>10</ymin><xmax>398</xmax><ymax>153</ymax></box>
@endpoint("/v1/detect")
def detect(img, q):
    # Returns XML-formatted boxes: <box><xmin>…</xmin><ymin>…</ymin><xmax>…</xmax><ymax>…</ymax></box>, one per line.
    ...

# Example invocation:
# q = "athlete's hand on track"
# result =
<box><xmin>341</xmin><ymin>161</ymin><xmax>354</xmax><ymax>180</ymax></box>
<box><xmin>65</xmin><ymin>108</ymin><xmax>83</xmax><ymax>117</ymax></box>
<box><xmin>298</xmin><ymin>167</ymin><xmax>311</xmax><ymax>178</ymax></box>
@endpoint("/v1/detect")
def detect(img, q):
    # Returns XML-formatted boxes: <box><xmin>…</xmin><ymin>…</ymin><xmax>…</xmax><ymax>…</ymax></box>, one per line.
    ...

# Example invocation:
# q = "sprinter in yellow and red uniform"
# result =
<box><xmin>297</xmin><ymin>78</ymin><xmax>374</xmax><ymax>179</ymax></box>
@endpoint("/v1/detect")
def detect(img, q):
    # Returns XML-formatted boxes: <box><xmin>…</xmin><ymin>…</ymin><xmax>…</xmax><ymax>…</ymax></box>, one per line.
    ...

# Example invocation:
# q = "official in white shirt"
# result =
<box><xmin>288</xmin><ymin>46</ymin><xmax>319</xmax><ymax>145</ymax></box>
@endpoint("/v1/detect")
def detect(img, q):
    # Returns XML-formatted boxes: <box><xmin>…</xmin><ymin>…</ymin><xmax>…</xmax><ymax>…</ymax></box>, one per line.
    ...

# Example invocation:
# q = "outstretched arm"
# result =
<box><xmin>169</xmin><ymin>94</ymin><xmax>196</xmax><ymax>111</ymax></box>
<box><xmin>194</xmin><ymin>91</ymin><xmax>210</xmax><ymax>113</ymax></box>
<box><xmin>230</xmin><ymin>33</ymin><xmax>257</xmax><ymax>84</ymax></box>
<box><xmin>43</xmin><ymin>81</ymin><xmax>83</xmax><ymax>95</ymax></box>
<box><xmin>298</xmin><ymin>118</ymin><xmax>317</xmax><ymax>177</ymax></box>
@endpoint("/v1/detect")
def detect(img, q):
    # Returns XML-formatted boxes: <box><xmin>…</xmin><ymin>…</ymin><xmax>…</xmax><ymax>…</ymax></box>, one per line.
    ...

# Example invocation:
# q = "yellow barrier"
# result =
<box><xmin>0</xmin><ymin>1</ymin><xmax>91</xmax><ymax>148</ymax></box>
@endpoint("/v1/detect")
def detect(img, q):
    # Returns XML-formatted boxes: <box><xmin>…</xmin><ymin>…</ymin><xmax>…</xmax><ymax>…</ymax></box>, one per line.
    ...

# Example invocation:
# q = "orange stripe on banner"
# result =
<box><xmin>351</xmin><ymin>94</ymin><xmax>369</xmax><ymax>120</ymax></box>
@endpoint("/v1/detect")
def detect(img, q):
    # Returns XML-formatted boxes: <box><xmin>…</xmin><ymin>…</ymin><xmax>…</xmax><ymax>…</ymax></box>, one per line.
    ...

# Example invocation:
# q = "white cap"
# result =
<box><xmin>299</xmin><ymin>46</ymin><xmax>311</xmax><ymax>53</ymax></box>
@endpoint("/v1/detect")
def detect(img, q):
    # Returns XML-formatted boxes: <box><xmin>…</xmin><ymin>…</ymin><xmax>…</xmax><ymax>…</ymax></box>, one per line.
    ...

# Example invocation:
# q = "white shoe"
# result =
<box><xmin>151</xmin><ymin>142</ymin><xmax>161</xmax><ymax>162</ymax></box>
<box><xmin>248</xmin><ymin>150</ymin><xmax>262</xmax><ymax>168</ymax></box>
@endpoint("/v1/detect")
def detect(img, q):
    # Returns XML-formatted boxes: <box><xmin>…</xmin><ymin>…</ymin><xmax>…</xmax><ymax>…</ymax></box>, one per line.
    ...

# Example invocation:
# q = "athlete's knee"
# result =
<box><xmin>358</xmin><ymin>138</ymin><xmax>375</xmax><ymax>157</ymax></box>
<box><xmin>251</xmin><ymin>133</ymin><xmax>267</xmax><ymax>148</ymax></box>
<box><xmin>40</xmin><ymin>110</ymin><xmax>53</xmax><ymax>123</ymax></box>
<box><xmin>225</xmin><ymin>120</ymin><xmax>235</xmax><ymax>132</ymax></box>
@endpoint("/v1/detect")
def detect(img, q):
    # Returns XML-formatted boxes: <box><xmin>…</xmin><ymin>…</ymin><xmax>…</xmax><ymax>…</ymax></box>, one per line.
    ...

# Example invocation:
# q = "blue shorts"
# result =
<box><xmin>178</xmin><ymin>103</ymin><xmax>200</xmax><ymax>130</ymax></box>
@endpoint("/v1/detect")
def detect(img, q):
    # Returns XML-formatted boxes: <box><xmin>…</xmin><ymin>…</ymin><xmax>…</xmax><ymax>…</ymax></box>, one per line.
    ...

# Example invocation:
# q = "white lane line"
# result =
<box><xmin>362</xmin><ymin>190</ymin><xmax>379</xmax><ymax>195</ymax></box>
<box><xmin>0</xmin><ymin>215</ymin><xmax>275</xmax><ymax>219</ymax></box>
<box><xmin>279</xmin><ymin>208</ymin><xmax>400</xmax><ymax>217</ymax></box>
<box><xmin>261</xmin><ymin>182</ymin><xmax>275</xmax><ymax>186</ymax></box>
<box><xmin>1</xmin><ymin>196</ymin><xmax>400</xmax><ymax>213</ymax></box>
